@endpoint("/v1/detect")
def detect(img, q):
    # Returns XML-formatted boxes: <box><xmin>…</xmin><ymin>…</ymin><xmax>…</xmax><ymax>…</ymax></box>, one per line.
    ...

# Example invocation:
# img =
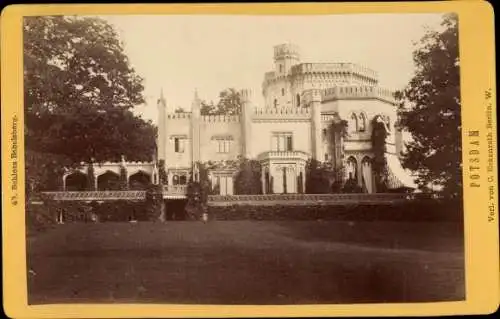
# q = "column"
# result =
<box><xmin>220</xmin><ymin>176</ymin><xmax>227</xmax><ymax>195</ymax></box>
<box><xmin>227</xmin><ymin>176</ymin><xmax>234</xmax><ymax>195</ymax></box>
<box><xmin>274</xmin><ymin>166</ymin><xmax>283</xmax><ymax>194</ymax></box>
<box><xmin>261</xmin><ymin>167</ymin><xmax>266</xmax><ymax>194</ymax></box>
<box><xmin>62</xmin><ymin>175</ymin><xmax>66</xmax><ymax>191</ymax></box>
<box><xmin>287</xmin><ymin>167</ymin><xmax>296</xmax><ymax>193</ymax></box>
<box><xmin>310</xmin><ymin>89</ymin><xmax>323</xmax><ymax>161</ymax></box>
<box><xmin>301</xmin><ymin>167</ymin><xmax>306</xmax><ymax>194</ymax></box>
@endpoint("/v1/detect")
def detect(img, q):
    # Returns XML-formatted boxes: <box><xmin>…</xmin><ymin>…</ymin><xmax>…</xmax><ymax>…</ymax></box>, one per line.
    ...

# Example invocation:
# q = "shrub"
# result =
<box><xmin>209</xmin><ymin>199</ymin><xmax>463</xmax><ymax>222</ymax></box>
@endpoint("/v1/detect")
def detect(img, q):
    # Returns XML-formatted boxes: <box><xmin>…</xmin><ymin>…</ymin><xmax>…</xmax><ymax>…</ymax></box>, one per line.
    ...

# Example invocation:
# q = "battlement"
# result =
<box><xmin>291</xmin><ymin>63</ymin><xmax>378</xmax><ymax>81</ymax></box>
<box><xmin>201</xmin><ymin>114</ymin><xmax>240</xmax><ymax>123</ymax></box>
<box><xmin>302</xmin><ymin>89</ymin><xmax>323</xmax><ymax>105</ymax></box>
<box><xmin>166</xmin><ymin>112</ymin><xmax>192</xmax><ymax>120</ymax></box>
<box><xmin>274</xmin><ymin>43</ymin><xmax>301</xmax><ymax>61</ymax></box>
<box><xmin>240</xmin><ymin>89</ymin><xmax>253</xmax><ymax>102</ymax></box>
<box><xmin>252</xmin><ymin>106</ymin><xmax>311</xmax><ymax>121</ymax></box>
<box><xmin>322</xmin><ymin>85</ymin><xmax>396</xmax><ymax>104</ymax></box>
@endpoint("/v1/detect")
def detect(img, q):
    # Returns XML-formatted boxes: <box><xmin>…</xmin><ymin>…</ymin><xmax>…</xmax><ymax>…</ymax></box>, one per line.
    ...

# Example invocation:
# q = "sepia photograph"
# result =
<box><xmin>23</xmin><ymin>12</ymin><xmax>465</xmax><ymax>305</ymax></box>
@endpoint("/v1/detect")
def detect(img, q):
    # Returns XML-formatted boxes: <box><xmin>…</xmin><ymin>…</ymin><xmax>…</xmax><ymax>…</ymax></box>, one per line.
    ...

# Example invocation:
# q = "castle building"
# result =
<box><xmin>61</xmin><ymin>43</ymin><xmax>414</xmax><ymax>196</ymax></box>
<box><xmin>155</xmin><ymin>43</ymin><xmax>413</xmax><ymax>195</ymax></box>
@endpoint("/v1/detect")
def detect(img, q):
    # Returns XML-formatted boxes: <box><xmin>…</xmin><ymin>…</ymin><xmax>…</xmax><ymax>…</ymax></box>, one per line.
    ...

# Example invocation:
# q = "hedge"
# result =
<box><xmin>209</xmin><ymin>199</ymin><xmax>463</xmax><ymax>222</ymax></box>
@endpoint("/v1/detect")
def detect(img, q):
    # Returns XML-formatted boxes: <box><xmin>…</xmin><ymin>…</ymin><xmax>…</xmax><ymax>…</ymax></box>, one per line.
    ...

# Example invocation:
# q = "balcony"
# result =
<box><xmin>257</xmin><ymin>150</ymin><xmax>310</xmax><ymax>162</ymax></box>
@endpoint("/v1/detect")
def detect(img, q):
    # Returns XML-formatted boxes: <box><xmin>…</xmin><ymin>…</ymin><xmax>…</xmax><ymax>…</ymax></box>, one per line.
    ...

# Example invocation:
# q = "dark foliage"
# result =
<box><xmin>396</xmin><ymin>14</ymin><xmax>461</xmax><ymax>198</ymax></box>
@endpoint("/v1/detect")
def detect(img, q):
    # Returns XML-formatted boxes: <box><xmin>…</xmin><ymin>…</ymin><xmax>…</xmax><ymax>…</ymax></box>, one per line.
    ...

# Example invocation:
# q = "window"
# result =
<box><xmin>281</xmin><ymin>88</ymin><xmax>285</xmax><ymax>96</ymax></box>
<box><xmin>359</xmin><ymin>113</ymin><xmax>366</xmax><ymax>132</ymax></box>
<box><xmin>325</xmin><ymin>153</ymin><xmax>329</xmax><ymax>161</ymax></box>
<box><xmin>349</xmin><ymin>113</ymin><xmax>358</xmax><ymax>132</ymax></box>
<box><xmin>296</xmin><ymin>94</ymin><xmax>300</xmax><ymax>107</ymax></box>
<box><xmin>273</xmin><ymin>99</ymin><xmax>278</xmax><ymax>108</ymax></box>
<box><xmin>174</xmin><ymin>137</ymin><xmax>185</xmax><ymax>153</ymax></box>
<box><xmin>179</xmin><ymin>175</ymin><xmax>187</xmax><ymax>185</ymax></box>
<box><xmin>279</xmin><ymin>64</ymin><xmax>283</xmax><ymax>73</ymax></box>
<box><xmin>272</xmin><ymin>132</ymin><xmax>293</xmax><ymax>151</ymax></box>
<box><xmin>216</xmin><ymin>139</ymin><xmax>230</xmax><ymax>153</ymax></box>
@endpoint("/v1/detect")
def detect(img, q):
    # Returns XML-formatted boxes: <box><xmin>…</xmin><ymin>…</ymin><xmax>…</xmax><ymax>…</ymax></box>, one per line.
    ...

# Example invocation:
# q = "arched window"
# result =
<box><xmin>129</xmin><ymin>171</ymin><xmax>151</xmax><ymax>190</ymax></box>
<box><xmin>359</xmin><ymin>113</ymin><xmax>367</xmax><ymax>132</ymax></box>
<box><xmin>273</xmin><ymin>99</ymin><xmax>278</xmax><ymax>108</ymax></box>
<box><xmin>65</xmin><ymin>171</ymin><xmax>88</xmax><ymax>191</ymax></box>
<box><xmin>296</xmin><ymin>94</ymin><xmax>300</xmax><ymax>107</ymax></box>
<box><xmin>349</xmin><ymin>113</ymin><xmax>358</xmax><ymax>132</ymax></box>
<box><xmin>179</xmin><ymin>175</ymin><xmax>187</xmax><ymax>185</ymax></box>
<box><xmin>97</xmin><ymin>171</ymin><xmax>120</xmax><ymax>191</ymax></box>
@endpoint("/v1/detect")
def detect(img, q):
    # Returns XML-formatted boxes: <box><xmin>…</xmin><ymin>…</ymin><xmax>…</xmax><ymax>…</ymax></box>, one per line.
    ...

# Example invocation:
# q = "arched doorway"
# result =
<box><xmin>361</xmin><ymin>156</ymin><xmax>374</xmax><ymax>193</ymax></box>
<box><xmin>65</xmin><ymin>172</ymin><xmax>88</xmax><ymax>191</ymax></box>
<box><xmin>97</xmin><ymin>171</ymin><xmax>121</xmax><ymax>191</ymax></box>
<box><xmin>129</xmin><ymin>171</ymin><xmax>151</xmax><ymax>190</ymax></box>
<box><xmin>345</xmin><ymin>156</ymin><xmax>358</xmax><ymax>181</ymax></box>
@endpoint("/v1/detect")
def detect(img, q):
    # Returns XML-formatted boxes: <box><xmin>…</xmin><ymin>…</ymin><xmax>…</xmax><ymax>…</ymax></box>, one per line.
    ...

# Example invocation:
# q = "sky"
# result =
<box><xmin>101</xmin><ymin>13</ymin><xmax>444</xmax><ymax>123</ymax></box>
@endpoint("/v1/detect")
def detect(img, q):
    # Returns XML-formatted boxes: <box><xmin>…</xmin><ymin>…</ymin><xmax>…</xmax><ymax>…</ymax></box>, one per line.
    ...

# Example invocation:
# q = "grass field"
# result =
<box><xmin>27</xmin><ymin>220</ymin><xmax>465</xmax><ymax>305</ymax></box>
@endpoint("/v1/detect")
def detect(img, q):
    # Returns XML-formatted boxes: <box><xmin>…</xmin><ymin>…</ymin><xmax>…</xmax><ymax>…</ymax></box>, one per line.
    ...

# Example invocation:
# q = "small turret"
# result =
<box><xmin>157</xmin><ymin>88</ymin><xmax>167</xmax><ymax>162</ymax></box>
<box><xmin>191</xmin><ymin>89</ymin><xmax>201</xmax><ymax>117</ymax></box>
<box><xmin>240</xmin><ymin>89</ymin><xmax>253</xmax><ymax>158</ymax></box>
<box><xmin>191</xmin><ymin>89</ymin><xmax>201</xmax><ymax>165</ymax></box>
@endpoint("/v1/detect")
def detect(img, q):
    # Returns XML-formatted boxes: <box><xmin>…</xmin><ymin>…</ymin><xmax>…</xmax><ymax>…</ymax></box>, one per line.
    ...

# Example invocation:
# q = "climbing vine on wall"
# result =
<box><xmin>119</xmin><ymin>166</ymin><xmax>128</xmax><ymax>190</ymax></box>
<box><xmin>329</xmin><ymin>119</ymin><xmax>349</xmax><ymax>139</ymax></box>
<box><xmin>371</xmin><ymin>117</ymin><xmax>389</xmax><ymax>192</ymax></box>
<box><xmin>158</xmin><ymin>160</ymin><xmax>168</xmax><ymax>185</ymax></box>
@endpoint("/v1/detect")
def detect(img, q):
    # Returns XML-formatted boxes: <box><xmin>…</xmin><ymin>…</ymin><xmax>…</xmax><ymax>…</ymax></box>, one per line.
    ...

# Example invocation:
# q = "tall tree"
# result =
<box><xmin>24</xmin><ymin>16</ymin><xmax>156</xmax><ymax>191</ymax></box>
<box><xmin>396</xmin><ymin>13</ymin><xmax>461</xmax><ymax>197</ymax></box>
<box><xmin>200</xmin><ymin>100</ymin><xmax>216</xmax><ymax>115</ymax></box>
<box><xmin>217</xmin><ymin>88</ymin><xmax>242</xmax><ymax>115</ymax></box>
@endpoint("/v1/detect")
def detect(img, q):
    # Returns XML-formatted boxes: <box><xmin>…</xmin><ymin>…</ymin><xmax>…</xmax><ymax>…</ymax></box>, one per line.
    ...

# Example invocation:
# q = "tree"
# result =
<box><xmin>217</xmin><ymin>88</ymin><xmax>242</xmax><ymax>115</ymax></box>
<box><xmin>234</xmin><ymin>156</ymin><xmax>262</xmax><ymax>195</ymax></box>
<box><xmin>396</xmin><ymin>13</ymin><xmax>461</xmax><ymax>198</ymax></box>
<box><xmin>24</xmin><ymin>16</ymin><xmax>156</xmax><ymax>191</ymax></box>
<box><xmin>200</xmin><ymin>100</ymin><xmax>216</xmax><ymax>115</ymax></box>
<box><xmin>305</xmin><ymin>159</ymin><xmax>343</xmax><ymax>194</ymax></box>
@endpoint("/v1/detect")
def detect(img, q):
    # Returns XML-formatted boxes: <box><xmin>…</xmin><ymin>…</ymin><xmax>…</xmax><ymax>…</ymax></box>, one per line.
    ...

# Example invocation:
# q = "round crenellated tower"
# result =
<box><xmin>274</xmin><ymin>43</ymin><xmax>301</xmax><ymax>76</ymax></box>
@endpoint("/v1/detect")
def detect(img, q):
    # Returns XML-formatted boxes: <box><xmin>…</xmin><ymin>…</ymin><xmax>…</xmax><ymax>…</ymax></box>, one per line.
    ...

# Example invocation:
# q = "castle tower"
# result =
<box><xmin>157</xmin><ymin>89</ymin><xmax>167</xmax><ymax>162</ymax></box>
<box><xmin>191</xmin><ymin>89</ymin><xmax>201</xmax><ymax>166</ymax></box>
<box><xmin>274</xmin><ymin>43</ymin><xmax>301</xmax><ymax>76</ymax></box>
<box><xmin>240</xmin><ymin>89</ymin><xmax>253</xmax><ymax>158</ymax></box>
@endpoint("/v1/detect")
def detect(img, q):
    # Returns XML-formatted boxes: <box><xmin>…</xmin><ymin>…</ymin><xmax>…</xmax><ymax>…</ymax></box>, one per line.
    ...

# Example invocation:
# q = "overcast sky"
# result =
<box><xmin>101</xmin><ymin>13</ymin><xmax>444</xmax><ymax>123</ymax></box>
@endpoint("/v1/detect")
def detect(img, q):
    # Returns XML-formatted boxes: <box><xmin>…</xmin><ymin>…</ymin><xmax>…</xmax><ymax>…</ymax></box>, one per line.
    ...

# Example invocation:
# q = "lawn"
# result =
<box><xmin>27</xmin><ymin>220</ymin><xmax>465</xmax><ymax>305</ymax></box>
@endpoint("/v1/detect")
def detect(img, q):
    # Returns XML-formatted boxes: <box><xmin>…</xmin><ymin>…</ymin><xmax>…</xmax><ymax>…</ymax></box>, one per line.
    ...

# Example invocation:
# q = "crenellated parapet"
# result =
<box><xmin>302</xmin><ymin>89</ymin><xmax>322</xmax><ymax>107</ymax></box>
<box><xmin>252</xmin><ymin>106</ymin><xmax>311</xmax><ymax>121</ymax></box>
<box><xmin>166</xmin><ymin>112</ymin><xmax>192</xmax><ymax>120</ymax></box>
<box><xmin>322</xmin><ymin>85</ymin><xmax>396</xmax><ymax>104</ymax></box>
<box><xmin>201</xmin><ymin>114</ymin><xmax>240</xmax><ymax>123</ymax></box>
<box><xmin>291</xmin><ymin>63</ymin><xmax>378</xmax><ymax>80</ymax></box>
